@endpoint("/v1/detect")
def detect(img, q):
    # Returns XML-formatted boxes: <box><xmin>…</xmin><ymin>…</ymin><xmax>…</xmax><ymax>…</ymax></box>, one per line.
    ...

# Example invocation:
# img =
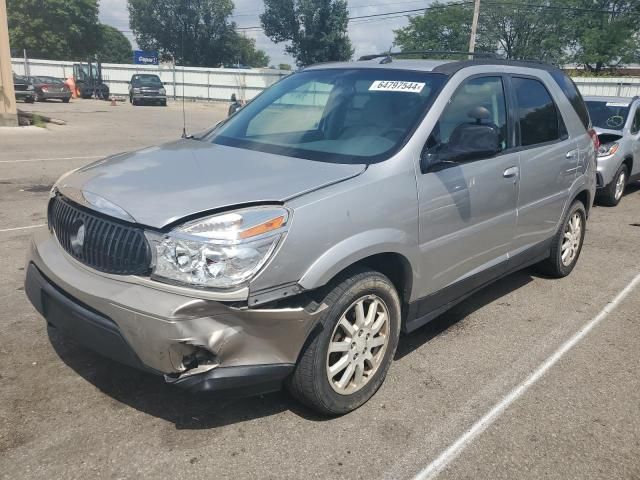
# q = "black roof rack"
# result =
<box><xmin>358</xmin><ymin>50</ymin><xmax>501</xmax><ymax>63</ymax></box>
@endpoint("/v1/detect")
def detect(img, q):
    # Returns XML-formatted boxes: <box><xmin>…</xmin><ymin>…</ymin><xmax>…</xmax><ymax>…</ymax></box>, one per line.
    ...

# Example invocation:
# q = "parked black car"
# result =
<box><xmin>29</xmin><ymin>76</ymin><xmax>72</xmax><ymax>103</ymax></box>
<box><xmin>13</xmin><ymin>74</ymin><xmax>35</xmax><ymax>103</ymax></box>
<box><xmin>128</xmin><ymin>74</ymin><xmax>167</xmax><ymax>106</ymax></box>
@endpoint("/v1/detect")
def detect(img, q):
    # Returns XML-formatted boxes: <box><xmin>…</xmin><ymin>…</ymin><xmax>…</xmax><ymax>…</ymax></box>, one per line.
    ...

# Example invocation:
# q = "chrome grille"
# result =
<box><xmin>49</xmin><ymin>195</ymin><xmax>151</xmax><ymax>275</ymax></box>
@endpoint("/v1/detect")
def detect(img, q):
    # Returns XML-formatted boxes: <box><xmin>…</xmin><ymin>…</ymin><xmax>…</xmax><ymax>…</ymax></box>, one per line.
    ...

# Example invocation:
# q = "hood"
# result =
<box><xmin>593</xmin><ymin>127</ymin><xmax>623</xmax><ymax>146</ymax></box>
<box><xmin>57</xmin><ymin>140</ymin><xmax>365</xmax><ymax>228</ymax></box>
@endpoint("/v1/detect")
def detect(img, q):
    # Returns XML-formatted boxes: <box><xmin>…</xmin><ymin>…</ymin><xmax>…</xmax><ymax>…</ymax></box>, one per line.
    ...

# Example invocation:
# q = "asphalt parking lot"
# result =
<box><xmin>1</xmin><ymin>99</ymin><xmax>639</xmax><ymax>480</ymax></box>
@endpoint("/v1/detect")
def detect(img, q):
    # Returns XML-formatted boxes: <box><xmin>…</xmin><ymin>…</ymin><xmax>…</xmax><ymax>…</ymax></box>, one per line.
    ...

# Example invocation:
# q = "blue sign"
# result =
<box><xmin>134</xmin><ymin>50</ymin><xmax>159</xmax><ymax>65</ymax></box>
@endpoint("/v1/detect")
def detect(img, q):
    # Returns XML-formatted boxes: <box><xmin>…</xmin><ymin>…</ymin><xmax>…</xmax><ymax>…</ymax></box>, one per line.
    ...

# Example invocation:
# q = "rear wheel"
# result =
<box><xmin>62</xmin><ymin>97</ymin><xmax>70</xmax><ymax>103</ymax></box>
<box><xmin>536</xmin><ymin>200</ymin><xmax>586</xmax><ymax>278</ymax></box>
<box><xmin>35</xmin><ymin>92</ymin><xmax>44</xmax><ymax>102</ymax></box>
<box><xmin>599</xmin><ymin>164</ymin><xmax>627</xmax><ymax>207</ymax></box>
<box><xmin>287</xmin><ymin>268</ymin><xmax>401</xmax><ymax>415</ymax></box>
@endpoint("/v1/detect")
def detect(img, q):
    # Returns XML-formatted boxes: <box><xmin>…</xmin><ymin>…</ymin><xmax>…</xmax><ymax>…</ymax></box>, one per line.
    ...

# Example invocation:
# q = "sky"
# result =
<box><xmin>98</xmin><ymin>0</ymin><xmax>426</xmax><ymax>67</ymax></box>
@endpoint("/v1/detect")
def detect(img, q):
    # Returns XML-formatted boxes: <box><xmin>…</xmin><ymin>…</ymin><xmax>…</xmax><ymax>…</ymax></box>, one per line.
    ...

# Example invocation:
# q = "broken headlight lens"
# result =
<box><xmin>148</xmin><ymin>207</ymin><xmax>288</xmax><ymax>289</ymax></box>
<box><xmin>598</xmin><ymin>142</ymin><xmax>619</xmax><ymax>157</ymax></box>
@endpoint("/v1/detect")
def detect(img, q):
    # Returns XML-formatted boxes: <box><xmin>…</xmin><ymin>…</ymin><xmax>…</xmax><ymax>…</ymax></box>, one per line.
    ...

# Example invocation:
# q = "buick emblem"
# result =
<box><xmin>70</xmin><ymin>221</ymin><xmax>86</xmax><ymax>255</ymax></box>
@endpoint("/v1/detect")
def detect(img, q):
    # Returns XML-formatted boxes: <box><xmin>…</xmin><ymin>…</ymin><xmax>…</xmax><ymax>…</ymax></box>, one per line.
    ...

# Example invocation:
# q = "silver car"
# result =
<box><xmin>25</xmin><ymin>57</ymin><xmax>597</xmax><ymax>415</ymax></box>
<box><xmin>584</xmin><ymin>96</ymin><xmax>640</xmax><ymax>206</ymax></box>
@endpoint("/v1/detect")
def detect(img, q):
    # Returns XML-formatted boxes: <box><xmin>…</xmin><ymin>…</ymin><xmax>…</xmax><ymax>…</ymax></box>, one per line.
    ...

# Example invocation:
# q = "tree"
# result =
<box><xmin>128</xmin><ymin>0</ymin><xmax>267</xmax><ymax>67</ymax></box>
<box><xmin>394</xmin><ymin>1</ymin><xmax>485</xmax><ymax>54</ymax></box>
<box><xmin>96</xmin><ymin>25</ymin><xmax>133</xmax><ymax>64</ymax></box>
<box><xmin>566</xmin><ymin>0</ymin><xmax>640</xmax><ymax>72</ymax></box>
<box><xmin>235</xmin><ymin>36</ymin><xmax>270</xmax><ymax>67</ymax></box>
<box><xmin>260</xmin><ymin>0</ymin><xmax>353</xmax><ymax>67</ymax></box>
<box><xmin>7</xmin><ymin>0</ymin><xmax>100</xmax><ymax>60</ymax></box>
<box><xmin>394</xmin><ymin>0</ymin><xmax>569</xmax><ymax>63</ymax></box>
<box><xmin>480</xmin><ymin>0</ymin><xmax>568</xmax><ymax>63</ymax></box>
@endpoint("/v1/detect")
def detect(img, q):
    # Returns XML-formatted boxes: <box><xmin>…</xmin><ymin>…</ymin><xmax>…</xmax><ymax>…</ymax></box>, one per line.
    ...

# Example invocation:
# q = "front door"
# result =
<box><xmin>415</xmin><ymin>76</ymin><xmax>519</xmax><ymax>305</ymax></box>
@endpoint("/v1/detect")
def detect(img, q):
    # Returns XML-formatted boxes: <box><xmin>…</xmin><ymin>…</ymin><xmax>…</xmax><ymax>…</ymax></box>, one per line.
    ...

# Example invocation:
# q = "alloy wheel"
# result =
<box><xmin>326</xmin><ymin>295</ymin><xmax>390</xmax><ymax>395</ymax></box>
<box><xmin>561</xmin><ymin>212</ymin><xmax>583</xmax><ymax>267</ymax></box>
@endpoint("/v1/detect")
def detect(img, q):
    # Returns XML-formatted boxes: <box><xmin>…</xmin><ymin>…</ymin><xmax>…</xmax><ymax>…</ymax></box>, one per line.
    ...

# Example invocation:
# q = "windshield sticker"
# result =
<box><xmin>369</xmin><ymin>80</ymin><xmax>425</xmax><ymax>93</ymax></box>
<box><xmin>606</xmin><ymin>102</ymin><xmax>630</xmax><ymax>108</ymax></box>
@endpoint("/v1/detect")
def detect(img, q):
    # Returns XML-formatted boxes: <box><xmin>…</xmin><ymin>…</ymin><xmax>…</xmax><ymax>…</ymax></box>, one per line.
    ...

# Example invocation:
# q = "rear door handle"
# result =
<box><xmin>503</xmin><ymin>166</ymin><xmax>519</xmax><ymax>179</ymax></box>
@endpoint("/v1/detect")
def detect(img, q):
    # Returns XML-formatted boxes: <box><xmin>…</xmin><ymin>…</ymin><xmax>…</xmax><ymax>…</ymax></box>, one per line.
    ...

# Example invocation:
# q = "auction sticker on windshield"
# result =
<box><xmin>369</xmin><ymin>80</ymin><xmax>425</xmax><ymax>93</ymax></box>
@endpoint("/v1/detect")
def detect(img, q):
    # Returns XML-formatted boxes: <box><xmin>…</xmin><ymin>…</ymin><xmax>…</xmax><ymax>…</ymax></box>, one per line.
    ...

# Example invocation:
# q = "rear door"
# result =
<box><xmin>415</xmin><ymin>75</ymin><xmax>519</xmax><ymax>300</ymax></box>
<box><xmin>510</xmin><ymin>75</ymin><xmax>578</xmax><ymax>257</ymax></box>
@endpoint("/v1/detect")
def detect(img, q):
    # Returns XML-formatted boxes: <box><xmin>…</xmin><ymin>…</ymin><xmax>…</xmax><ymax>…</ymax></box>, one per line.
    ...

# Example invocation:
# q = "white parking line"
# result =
<box><xmin>0</xmin><ymin>224</ymin><xmax>46</xmax><ymax>233</ymax></box>
<box><xmin>0</xmin><ymin>155</ymin><xmax>103</xmax><ymax>164</ymax></box>
<box><xmin>412</xmin><ymin>272</ymin><xmax>640</xmax><ymax>480</ymax></box>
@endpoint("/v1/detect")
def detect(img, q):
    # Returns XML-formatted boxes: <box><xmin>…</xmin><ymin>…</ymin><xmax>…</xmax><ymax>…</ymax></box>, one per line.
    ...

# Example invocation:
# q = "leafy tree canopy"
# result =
<box><xmin>7</xmin><ymin>0</ymin><xmax>100</xmax><ymax>60</ymax></box>
<box><xmin>128</xmin><ymin>0</ymin><xmax>268</xmax><ymax>67</ymax></box>
<box><xmin>97</xmin><ymin>24</ymin><xmax>133</xmax><ymax>64</ymax></box>
<box><xmin>260</xmin><ymin>0</ymin><xmax>353</xmax><ymax>67</ymax></box>
<box><xmin>393</xmin><ymin>0</ymin><xmax>640</xmax><ymax>71</ymax></box>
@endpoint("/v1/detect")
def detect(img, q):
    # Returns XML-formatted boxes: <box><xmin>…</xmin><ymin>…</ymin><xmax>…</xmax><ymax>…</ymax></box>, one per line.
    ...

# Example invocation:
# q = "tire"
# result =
<box><xmin>35</xmin><ymin>92</ymin><xmax>44</xmax><ymax>102</ymax></box>
<box><xmin>287</xmin><ymin>268</ymin><xmax>401</xmax><ymax>415</ymax></box>
<box><xmin>161</xmin><ymin>100</ymin><xmax>167</xmax><ymax>106</ymax></box>
<box><xmin>536</xmin><ymin>200</ymin><xmax>587</xmax><ymax>278</ymax></box>
<box><xmin>132</xmin><ymin>98</ymin><xmax>138</xmax><ymax>106</ymax></box>
<box><xmin>62</xmin><ymin>97</ymin><xmax>70</xmax><ymax>103</ymax></box>
<box><xmin>598</xmin><ymin>164</ymin><xmax>628</xmax><ymax>207</ymax></box>
<box><xmin>24</xmin><ymin>96</ymin><xmax>35</xmax><ymax>104</ymax></box>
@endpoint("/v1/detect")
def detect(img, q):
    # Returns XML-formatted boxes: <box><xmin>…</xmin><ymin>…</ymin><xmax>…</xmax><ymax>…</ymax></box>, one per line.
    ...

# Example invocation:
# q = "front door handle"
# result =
<box><xmin>503</xmin><ymin>166</ymin><xmax>519</xmax><ymax>179</ymax></box>
<box><xmin>566</xmin><ymin>150</ymin><xmax>577</xmax><ymax>159</ymax></box>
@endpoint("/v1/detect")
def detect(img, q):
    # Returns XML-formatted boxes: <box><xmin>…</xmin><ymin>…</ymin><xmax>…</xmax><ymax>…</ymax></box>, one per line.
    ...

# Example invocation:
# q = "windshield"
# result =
<box><xmin>133</xmin><ymin>75</ymin><xmax>162</xmax><ymax>87</ymax></box>
<box><xmin>585</xmin><ymin>100</ymin><xmax>630</xmax><ymax>130</ymax></box>
<box><xmin>207</xmin><ymin>69</ymin><xmax>447</xmax><ymax>163</ymax></box>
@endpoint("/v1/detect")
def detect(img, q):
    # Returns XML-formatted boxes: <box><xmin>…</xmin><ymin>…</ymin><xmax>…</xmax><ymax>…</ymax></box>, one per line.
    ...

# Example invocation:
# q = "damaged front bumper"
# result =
<box><xmin>25</xmin><ymin>228</ymin><xmax>324</xmax><ymax>395</ymax></box>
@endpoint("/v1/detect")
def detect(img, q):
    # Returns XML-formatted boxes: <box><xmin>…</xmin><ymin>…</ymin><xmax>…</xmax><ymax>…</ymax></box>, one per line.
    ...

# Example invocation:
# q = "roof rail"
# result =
<box><xmin>358</xmin><ymin>50</ymin><xmax>501</xmax><ymax>63</ymax></box>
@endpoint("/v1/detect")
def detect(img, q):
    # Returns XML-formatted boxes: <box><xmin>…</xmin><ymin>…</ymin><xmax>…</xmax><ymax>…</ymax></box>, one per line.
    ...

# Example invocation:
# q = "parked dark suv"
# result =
<box><xmin>26</xmin><ymin>56</ymin><xmax>596</xmax><ymax>415</ymax></box>
<box><xmin>128</xmin><ymin>74</ymin><xmax>167</xmax><ymax>106</ymax></box>
<box><xmin>13</xmin><ymin>74</ymin><xmax>35</xmax><ymax>103</ymax></box>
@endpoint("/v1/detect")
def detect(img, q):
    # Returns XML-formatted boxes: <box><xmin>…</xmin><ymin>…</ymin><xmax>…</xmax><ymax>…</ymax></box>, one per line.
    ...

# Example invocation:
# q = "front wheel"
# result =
<box><xmin>536</xmin><ymin>200</ymin><xmax>586</xmax><ymax>278</ymax></box>
<box><xmin>599</xmin><ymin>164</ymin><xmax>628</xmax><ymax>207</ymax></box>
<box><xmin>287</xmin><ymin>268</ymin><xmax>401</xmax><ymax>415</ymax></box>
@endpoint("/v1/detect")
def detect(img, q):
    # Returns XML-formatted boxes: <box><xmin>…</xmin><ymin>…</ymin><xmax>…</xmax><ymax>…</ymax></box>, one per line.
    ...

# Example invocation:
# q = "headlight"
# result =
<box><xmin>598</xmin><ymin>142</ymin><xmax>619</xmax><ymax>157</ymax></box>
<box><xmin>27</xmin><ymin>84</ymin><xmax>34</xmax><ymax>91</ymax></box>
<box><xmin>148</xmin><ymin>207</ymin><xmax>289</xmax><ymax>289</ymax></box>
<box><xmin>133</xmin><ymin>88</ymin><xmax>141</xmax><ymax>93</ymax></box>
<box><xmin>159</xmin><ymin>87</ymin><xmax>166</xmax><ymax>95</ymax></box>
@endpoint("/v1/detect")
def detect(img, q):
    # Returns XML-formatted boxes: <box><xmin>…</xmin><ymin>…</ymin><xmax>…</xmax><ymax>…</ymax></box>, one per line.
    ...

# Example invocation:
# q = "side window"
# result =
<box><xmin>425</xmin><ymin>76</ymin><xmax>508</xmax><ymax>162</ymax></box>
<box><xmin>631</xmin><ymin>107</ymin><xmax>640</xmax><ymax>134</ymax></box>
<box><xmin>513</xmin><ymin>77</ymin><xmax>562</xmax><ymax>147</ymax></box>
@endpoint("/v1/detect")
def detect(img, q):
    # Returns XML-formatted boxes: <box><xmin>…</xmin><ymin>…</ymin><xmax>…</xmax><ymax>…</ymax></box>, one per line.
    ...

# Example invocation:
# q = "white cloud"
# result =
<box><xmin>98</xmin><ymin>0</ymin><xmax>424</xmax><ymax>66</ymax></box>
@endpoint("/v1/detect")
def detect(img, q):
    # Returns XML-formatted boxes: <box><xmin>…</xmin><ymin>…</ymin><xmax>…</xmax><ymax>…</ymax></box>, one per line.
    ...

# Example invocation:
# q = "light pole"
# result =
<box><xmin>0</xmin><ymin>0</ymin><xmax>17</xmax><ymax>126</ymax></box>
<box><xmin>469</xmin><ymin>0</ymin><xmax>481</xmax><ymax>58</ymax></box>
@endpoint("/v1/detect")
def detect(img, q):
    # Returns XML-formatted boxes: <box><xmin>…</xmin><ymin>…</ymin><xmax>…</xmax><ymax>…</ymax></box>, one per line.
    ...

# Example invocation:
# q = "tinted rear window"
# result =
<box><xmin>549</xmin><ymin>70</ymin><xmax>590</xmax><ymax>130</ymax></box>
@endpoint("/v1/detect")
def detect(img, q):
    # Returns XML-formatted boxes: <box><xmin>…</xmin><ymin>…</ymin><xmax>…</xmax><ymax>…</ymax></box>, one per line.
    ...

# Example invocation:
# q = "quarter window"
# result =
<box><xmin>513</xmin><ymin>77</ymin><xmax>562</xmax><ymax>147</ymax></box>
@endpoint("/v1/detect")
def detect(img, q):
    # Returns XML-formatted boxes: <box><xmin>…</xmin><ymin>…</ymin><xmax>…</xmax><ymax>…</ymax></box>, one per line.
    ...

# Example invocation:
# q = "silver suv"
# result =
<box><xmin>584</xmin><ymin>96</ymin><xmax>640</xmax><ymax>206</ymax></box>
<box><xmin>25</xmin><ymin>57</ymin><xmax>597</xmax><ymax>415</ymax></box>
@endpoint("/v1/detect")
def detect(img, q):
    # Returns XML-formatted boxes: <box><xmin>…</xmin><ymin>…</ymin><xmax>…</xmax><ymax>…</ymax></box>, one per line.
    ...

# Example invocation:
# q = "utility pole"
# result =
<box><xmin>469</xmin><ymin>0</ymin><xmax>481</xmax><ymax>58</ymax></box>
<box><xmin>0</xmin><ymin>0</ymin><xmax>17</xmax><ymax>126</ymax></box>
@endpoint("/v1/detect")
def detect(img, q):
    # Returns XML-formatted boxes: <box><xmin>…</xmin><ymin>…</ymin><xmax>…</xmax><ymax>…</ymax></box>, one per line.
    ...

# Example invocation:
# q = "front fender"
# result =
<box><xmin>298</xmin><ymin>228</ymin><xmax>416</xmax><ymax>291</ymax></box>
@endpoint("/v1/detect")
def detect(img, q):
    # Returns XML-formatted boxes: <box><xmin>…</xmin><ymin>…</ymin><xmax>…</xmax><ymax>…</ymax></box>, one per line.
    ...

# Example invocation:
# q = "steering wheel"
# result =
<box><xmin>605</xmin><ymin>116</ymin><xmax>624</xmax><ymax>128</ymax></box>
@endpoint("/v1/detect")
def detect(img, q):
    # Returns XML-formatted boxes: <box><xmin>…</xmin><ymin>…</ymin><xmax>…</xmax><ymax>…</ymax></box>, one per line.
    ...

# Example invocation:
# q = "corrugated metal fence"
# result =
<box><xmin>11</xmin><ymin>57</ymin><xmax>289</xmax><ymax>101</ymax></box>
<box><xmin>12</xmin><ymin>57</ymin><xmax>640</xmax><ymax>100</ymax></box>
<box><xmin>571</xmin><ymin>77</ymin><xmax>640</xmax><ymax>97</ymax></box>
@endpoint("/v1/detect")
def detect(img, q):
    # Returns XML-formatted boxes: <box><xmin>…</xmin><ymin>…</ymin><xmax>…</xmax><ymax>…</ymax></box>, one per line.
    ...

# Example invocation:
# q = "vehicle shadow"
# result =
<box><xmin>395</xmin><ymin>269</ymin><xmax>535</xmax><ymax>360</ymax></box>
<box><xmin>47</xmin><ymin>329</ymin><xmax>328</xmax><ymax>429</ymax></box>
<box><xmin>48</xmin><ymin>269</ymin><xmax>538</xmax><ymax>428</ymax></box>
